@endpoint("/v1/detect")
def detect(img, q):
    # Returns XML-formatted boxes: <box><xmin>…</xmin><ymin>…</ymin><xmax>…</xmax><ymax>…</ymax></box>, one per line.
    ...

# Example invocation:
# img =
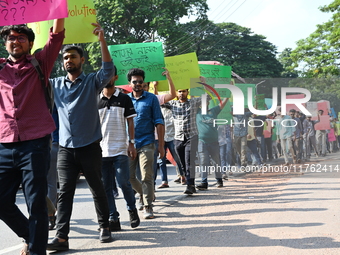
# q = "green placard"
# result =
<box><xmin>199</xmin><ymin>64</ymin><xmax>231</xmax><ymax>87</ymax></box>
<box><xmin>108</xmin><ymin>42</ymin><xmax>166</xmax><ymax>85</ymax></box>
<box><xmin>256</xmin><ymin>94</ymin><xmax>265</xmax><ymax>110</ymax></box>
<box><xmin>234</xmin><ymin>84</ymin><xmax>256</xmax><ymax>107</ymax></box>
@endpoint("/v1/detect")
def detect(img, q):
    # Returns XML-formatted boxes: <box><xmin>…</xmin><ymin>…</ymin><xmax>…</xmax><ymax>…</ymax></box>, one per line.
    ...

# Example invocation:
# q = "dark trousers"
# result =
<box><xmin>0</xmin><ymin>136</ymin><xmax>50</xmax><ymax>255</ymax></box>
<box><xmin>56</xmin><ymin>142</ymin><xmax>109</xmax><ymax>240</ymax></box>
<box><xmin>174</xmin><ymin>135</ymin><xmax>198</xmax><ymax>185</ymax></box>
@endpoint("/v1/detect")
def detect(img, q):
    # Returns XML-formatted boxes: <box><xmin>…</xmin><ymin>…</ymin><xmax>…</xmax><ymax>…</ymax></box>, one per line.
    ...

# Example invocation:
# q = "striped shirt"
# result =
<box><xmin>98</xmin><ymin>89</ymin><xmax>136</xmax><ymax>157</ymax></box>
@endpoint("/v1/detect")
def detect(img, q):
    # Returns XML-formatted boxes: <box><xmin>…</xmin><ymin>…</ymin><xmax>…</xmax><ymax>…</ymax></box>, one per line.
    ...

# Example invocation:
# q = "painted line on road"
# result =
<box><xmin>0</xmin><ymin>244</ymin><xmax>22</xmax><ymax>254</ymax></box>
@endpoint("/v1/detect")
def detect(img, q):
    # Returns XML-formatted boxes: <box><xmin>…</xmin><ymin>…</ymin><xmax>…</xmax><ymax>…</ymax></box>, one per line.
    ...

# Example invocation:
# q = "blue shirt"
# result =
<box><xmin>233</xmin><ymin>112</ymin><xmax>252</xmax><ymax>137</ymax></box>
<box><xmin>51</xmin><ymin>61</ymin><xmax>114</xmax><ymax>148</ymax></box>
<box><xmin>129</xmin><ymin>91</ymin><xmax>164</xmax><ymax>149</ymax></box>
<box><xmin>276</xmin><ymin>115</ymin><xmax>296</xmax><ymax>139</ymax></box>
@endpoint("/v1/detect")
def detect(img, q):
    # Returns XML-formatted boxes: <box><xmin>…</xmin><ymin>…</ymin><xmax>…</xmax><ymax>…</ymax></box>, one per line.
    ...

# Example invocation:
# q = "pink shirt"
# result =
<box><xmin>0</xmin><ymin>29</ymin><xmax>65</xmax><ymax>142</ymax></box>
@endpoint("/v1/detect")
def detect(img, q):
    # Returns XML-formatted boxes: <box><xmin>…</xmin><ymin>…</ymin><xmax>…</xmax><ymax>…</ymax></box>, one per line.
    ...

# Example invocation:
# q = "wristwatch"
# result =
<box><xmin>129</xmin><ymin>139</ymin><xmax>135</xmax><ymax>144</ymax></box>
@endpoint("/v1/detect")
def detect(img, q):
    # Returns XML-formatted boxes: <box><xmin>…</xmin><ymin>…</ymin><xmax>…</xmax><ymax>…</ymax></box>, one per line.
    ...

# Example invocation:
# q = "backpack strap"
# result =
<box><xmin>30</xmin><ymin>57</ymin><xmax>54</xmax><ymax>113</ymax></box>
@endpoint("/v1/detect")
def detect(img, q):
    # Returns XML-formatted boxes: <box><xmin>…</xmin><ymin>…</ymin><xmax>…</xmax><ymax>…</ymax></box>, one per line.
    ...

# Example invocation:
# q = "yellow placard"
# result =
<box><xmin>157</xmin><ymin>52</ymin><xmax>200</xmax><ymax>91</ymax></box>
<box><xmin>28</xmin><ymin>0</ymin><xmax>97</xmax><ymax>53</ymax></box>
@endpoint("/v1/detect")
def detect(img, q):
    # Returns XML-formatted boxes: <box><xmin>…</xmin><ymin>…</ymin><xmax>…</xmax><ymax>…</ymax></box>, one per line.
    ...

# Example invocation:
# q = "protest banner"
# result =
<box><xmin>0</xmin><ymin>0</ymin><xmax>68</xmax><ymax>26</ymax></box>
<box><xmin>265</xmin><ymin>98</ymin><xmax>273</xmax><ymax>109</ymax></box>
<box><xmin>28</xmin><ymin>0</ymin><xmax>97</xmax><ymax>52</ymax></box>
<box><xmin>157</xmin><ymin>52</ymin><xmax>200</xmax><ymax>91</ymax></box>
<box><xmin>198</xmin><ymin>64</ymin><xmax>231</xmax><ymax>87</ymax></box>
<box><xmin>330</xmin><ymin>108</ymin><xmax>337</xmax><ymax>119</ymax></box>
<box><xmin>108</xmin><ymin>42</ymin><xmax>165</xmax><ymax>86</ymax></box>
<box><xmin>256</xmin><ymin>94</ymin><xmax>265</xmax><ymax>110</ymax></box>
<box><xmin>306</xmin><ymin>101</ymin><xmax>318</xmax><ymax>119</ymax></box>
<box><xmin>328</xmin><ymin>129</ymin><xmax>336</xmax><ymax>142</ymax></box>
<box><xmin>317</xmin><ymin>100</ymin><xmax>330</xmax><ymax>114</ymax></box>
<box><xmin>234</xmin><ymin>84</ymin><xmax>255</xmax><ymax>107</ymax></box>
<box><xmin>285</xmin><ymin>94</ymin><xmax>306</xmax><ymax>113</ymax></box>
<box><xmin>314</xmin><ymin>115</ymin><xmax>331</xmax><ymax>130</ymax></box>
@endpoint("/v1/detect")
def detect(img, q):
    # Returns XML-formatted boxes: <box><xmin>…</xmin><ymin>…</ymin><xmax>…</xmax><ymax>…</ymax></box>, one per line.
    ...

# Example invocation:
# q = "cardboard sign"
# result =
<box><xmin>0</xmin><ymin>0</ymin><xmax>68</xmax><ymax>26</ymax></box>
<box><xmin>314</xmin><ymin>115</ymin><xmax>331</xmax><ymax>130</ymax></box>
<box><xmin>28</xmin><ymin>0</ymin><xmax>97</xmax><ymax>52</ymax></box>
<box><xmin>157</xmin><ymin>52</ymin><xmax>200</xmax><ymax>91</ymax></box>
<box><xmin>108</xmin><ymin>42</ymin><xmax>166</xmax><ymax>85</ymax></box>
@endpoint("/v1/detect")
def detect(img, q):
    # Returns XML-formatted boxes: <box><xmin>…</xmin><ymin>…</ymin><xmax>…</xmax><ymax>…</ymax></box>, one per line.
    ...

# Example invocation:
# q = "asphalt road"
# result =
<box><xmin>1</xmin><ymin>152</ymin><xmax>340</xmax><ymax>255</ymax></box>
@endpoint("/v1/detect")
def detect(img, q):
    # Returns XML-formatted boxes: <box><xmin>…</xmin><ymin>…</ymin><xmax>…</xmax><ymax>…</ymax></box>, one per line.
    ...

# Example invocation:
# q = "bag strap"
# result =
<box><xmin>30</xmin><ymin>57</ymin><xmax>54</xmax><ymax>113</ymax></box>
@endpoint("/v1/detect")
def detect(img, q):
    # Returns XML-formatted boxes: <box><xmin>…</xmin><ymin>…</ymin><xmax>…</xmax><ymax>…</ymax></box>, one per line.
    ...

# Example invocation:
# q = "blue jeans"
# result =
<box><xmin>159</xmin><ymin>141</ymin><xmax>184</xmax><ymax>182</ymax></box>
<box><xmin>56</xmin><ymin>142</ymin><xmax>109</xmax><ymax>240</ymax></box>
<box><xmin>257</xmin><ymin>135</ymin><xmax>266</xmax><ymax>161</ymax></box>
<box><xmin>0</xmin><ymin>136</ymin><xmax>50</xmax><ymax>255</ymax></box>
<box><xmin>198</xmin><ymin>141</ymin><xmax>222</xmax><ymax>184</ymax></box>
<box><xmin>102</xmin><ymin>155</ymin><xmax>136</xmax><ymax>221</ymax></box>
<box><xmin>247</xmin><ymin>139</ymin><xmax>262</xmax><ymax>165</ymax></box>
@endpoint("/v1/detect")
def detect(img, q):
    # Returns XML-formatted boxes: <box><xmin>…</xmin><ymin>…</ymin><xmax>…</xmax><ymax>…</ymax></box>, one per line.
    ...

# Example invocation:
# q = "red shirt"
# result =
<box><xmin>0</xmin><ymin>29</ymin><xmax>65</xmax><ymax>143</ymax></box>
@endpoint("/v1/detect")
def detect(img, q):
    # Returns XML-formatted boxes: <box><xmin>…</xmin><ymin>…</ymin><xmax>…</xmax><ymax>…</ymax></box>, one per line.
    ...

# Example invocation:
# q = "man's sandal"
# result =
<box><xmin>20</xmin><ymin>243</ymin><xmax>29</xmax><ymax>255</ymax></box>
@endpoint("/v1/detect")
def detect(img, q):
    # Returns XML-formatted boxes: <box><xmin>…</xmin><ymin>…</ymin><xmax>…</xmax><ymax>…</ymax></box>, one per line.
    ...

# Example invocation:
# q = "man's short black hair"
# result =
<box><xmin>127</xmin><ymin>68</ymin><xmax>145</xmax><ymax>82</ymax></box>
<box><xmin>0</xmin><ymin>24</ymin><xmax>35</xmax><ymax>42</ymax></box>
<box><xmin>289</xmin><ymin>109</ymin><xmax>296</xmax><ymax>113</ymax></box>
<box><xmin>62</xmin><ymin>45</ymin><xmax>84</xmax><ymax>58</ymax></box>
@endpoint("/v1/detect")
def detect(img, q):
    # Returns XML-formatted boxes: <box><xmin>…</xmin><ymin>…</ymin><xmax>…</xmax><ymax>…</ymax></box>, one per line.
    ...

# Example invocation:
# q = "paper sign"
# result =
<box><xmin>330</xmin><ymin>108</ymin><xmax>337</xmax><ymax>119</ymax></box>
<box><xmin>0</xmin><ymin>0</ymin><xmax>68</xmax><ymax>26</ymax></box>
<box><xmin>108</xmin><ymin>42</ymin><xmax>165</xmax><ymax>86</ymax></box>
<box><xmin>265</xmin><ymin>98</ymin><xmax>273</xmax><ymax>109</ymax></box>
<box><xmin>235</xmin><ymin>84</ymin><xmax>255</xmax><ymax>107</ymax></box>
<box><xmin>158</xmin><ymin>52</ymin><xmax>200</xmax><ymax>91</ymax></box>
<box><xmin>317</xmin><ymin>100</ymin><xmax>329</xmax><ymax>115</ymax></box>
<box><xmin>314</xmin><ymin>115</ymin><xmax>330</xmax><ymax>130</ymax></box>
<box><xmin>256</xmin><ymin>94</ymin><xmax>265</xmax><ymax>110</ymax></box>
<box><xmin>286</xmin><ymin>94</ymin><xmax>306</xmax><ymax>113</ymax></box>
<box><xmin>306</xmin><ymin>102</ymin><xmax>318</xmax><ymax>119</ymax></box>
<box><xmin>328</xmin><ymin>129</ymin><xmax>336</xmax><ymax>142</ymax></box>
<box><xmin>199</xmin><ymin>64</ymin><xmax>231</xmax><ymax>87</ymax></box>
<box><xmin>28</xmin><ymin>0</ymin><xmax>97</xmax><ymax>53</ymax></box>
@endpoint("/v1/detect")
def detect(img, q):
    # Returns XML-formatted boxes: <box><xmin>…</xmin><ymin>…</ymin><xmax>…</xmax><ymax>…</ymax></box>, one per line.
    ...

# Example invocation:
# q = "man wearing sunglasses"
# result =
<box><xmin>0</xmin><ymin>19</ymin><xmax>65</xmax><ymax>255</ymax></box>
<box><xmin>127</xmin><ymin>68</ymin><xmax>165</xmax><ymax>219</ymax></box>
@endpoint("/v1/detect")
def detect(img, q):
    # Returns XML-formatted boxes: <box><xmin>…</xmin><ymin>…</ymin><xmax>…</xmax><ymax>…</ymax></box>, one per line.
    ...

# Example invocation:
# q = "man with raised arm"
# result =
<box><xmin>0</xmin><ymin>19</ymin><xmax>65</xmax><ymax>255</ymax></box>
<box><xmin>47</xmin><ymin>23</ymin><xmax>114</xmax><ymax>251</ymax></box>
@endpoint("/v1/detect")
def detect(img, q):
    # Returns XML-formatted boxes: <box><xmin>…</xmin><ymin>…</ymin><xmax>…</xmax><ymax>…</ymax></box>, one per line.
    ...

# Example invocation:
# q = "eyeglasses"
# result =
<box><xmin>7</xmin><ymin>35</ymin><xmax>28</xmax><ymax>43</ymax></box>
<box><xmin>131</xmin><ymin>80</ymin><xmax>144</xmax><ymax>85</ymax></box>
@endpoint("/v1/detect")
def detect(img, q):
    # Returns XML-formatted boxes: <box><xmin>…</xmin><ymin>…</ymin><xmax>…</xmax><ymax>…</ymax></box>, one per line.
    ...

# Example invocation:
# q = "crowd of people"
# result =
<box><xmin>0</xmin><ymin>18</ymin><xmax>338</xmax><ymax>255</ymax></box>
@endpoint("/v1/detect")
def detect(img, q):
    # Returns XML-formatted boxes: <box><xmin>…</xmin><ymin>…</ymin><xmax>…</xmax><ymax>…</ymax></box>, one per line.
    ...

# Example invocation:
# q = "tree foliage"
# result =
<box><xmin>277</xmin><ymin>48</ymin><xmax>299</xmax><ymax>78</ymax></box>
<box><xmin>87</xmin><ymin>0</ymin><xmax>209</xmax><ymax>70</ymax></box>
<box><xmin>165</xmin><ymin>21</ymin><xmax>283</xmax><ymax>78</ymax></box>
<box><xmin>290</xmin><ymin>0</ymin><xmax>340</xmax><ymax>77</ymax></box>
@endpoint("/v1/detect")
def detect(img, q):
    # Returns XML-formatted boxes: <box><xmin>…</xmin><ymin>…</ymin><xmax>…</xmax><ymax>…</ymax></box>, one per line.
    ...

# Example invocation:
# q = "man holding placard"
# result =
<box><xmin>0</xmin><ymin>19</ymin><xmax>65</xmax><ymax>255</ymax></box>
<box><xmin>47</xmin><ymin>23</ymin><xmax>114</xmax><ymax>251</ymax></box>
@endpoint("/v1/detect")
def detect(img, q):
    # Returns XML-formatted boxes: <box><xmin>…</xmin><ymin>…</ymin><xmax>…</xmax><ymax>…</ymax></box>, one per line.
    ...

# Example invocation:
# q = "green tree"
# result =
<box><xmin>277</xmin><ymin>48</ymin><xmax>299</xmax><ymax>78</ymax></box>
<box><xmin>166</xmin><ymin>21</ymin><xmax>283</xmax><ymax>78</ymax></box>
<box><xmin>291</xmin><ymin>0</ymin><xmax>340</xmax><ymax>77</ymax></box>
<box><xmin>87</xmin><ymin>0</ymin><xmax>209</xmax><ymax>70</ymax></box>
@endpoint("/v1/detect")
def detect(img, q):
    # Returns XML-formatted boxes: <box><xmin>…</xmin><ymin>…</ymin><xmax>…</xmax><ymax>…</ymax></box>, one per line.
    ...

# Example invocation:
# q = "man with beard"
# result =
<box><xmin>0</xmin><ymin>19</ymin><xmax>64</xmax><ymax>255</ymax></box>
<box><xmin>98</xmin><ymin>66</ymin><xmax>140</xmax><ymax>231</ymax></box>
<box><xmin>127</xmin><ymin>68</ymin><xmax>165</xmax><ymax>219</ymax></box>
<box><xmin>47</xmin><ymin>23</ymin><xmax>114</xmax><ymax>251</ymax></box>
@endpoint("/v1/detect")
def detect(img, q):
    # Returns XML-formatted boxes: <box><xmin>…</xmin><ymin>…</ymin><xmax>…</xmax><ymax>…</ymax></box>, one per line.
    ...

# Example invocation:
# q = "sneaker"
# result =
<box><xmin>217</xmin><ymin>181</ymin><xmax>223</xmax><ymax>188</ymax></box>
<box><xmin>138</xmin><ymin>196</ymin><xmax>144</xmax><ymax>211</ymax></box>
<box><xmin>158</xmin><ymin>183</ymin><xmax>169</xmax><ymax>188</ymax></box>
<box><xmin>143</xmin><ymin>206</ymin><xmax>154</xmax><ymax>219</ymax></box>
<box><xmin>174</xmin><ymin>177</ymin><xmax>181</xmax><ymax>183</ymax></box>
<box><xmin>283</xmin><ymin>162</ymin><xmax>289</xmax><ymax>166</ymax></box>
<box><xmin>129</xmin><ymin>208</ymin><xmax>140</xmax><ymax>228</ymax></box>
<box><xmin>184</xmin><ymin>185</ymin><xmax>196</xmax><ymax>195</ymax></box>
<box><xmin>181</xmin><ymin>176</ymin><xmax>186</xmax><ymax>185</ymax></box>
<box><xmin>109</xmin><ymin>219</ymin><xmax>121</xmax><ymax>231</ymax></box>
<box><xmin>196</xmin><ymin>183</ymin><xmax>208</xmax><ymax>190</ymax></box>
